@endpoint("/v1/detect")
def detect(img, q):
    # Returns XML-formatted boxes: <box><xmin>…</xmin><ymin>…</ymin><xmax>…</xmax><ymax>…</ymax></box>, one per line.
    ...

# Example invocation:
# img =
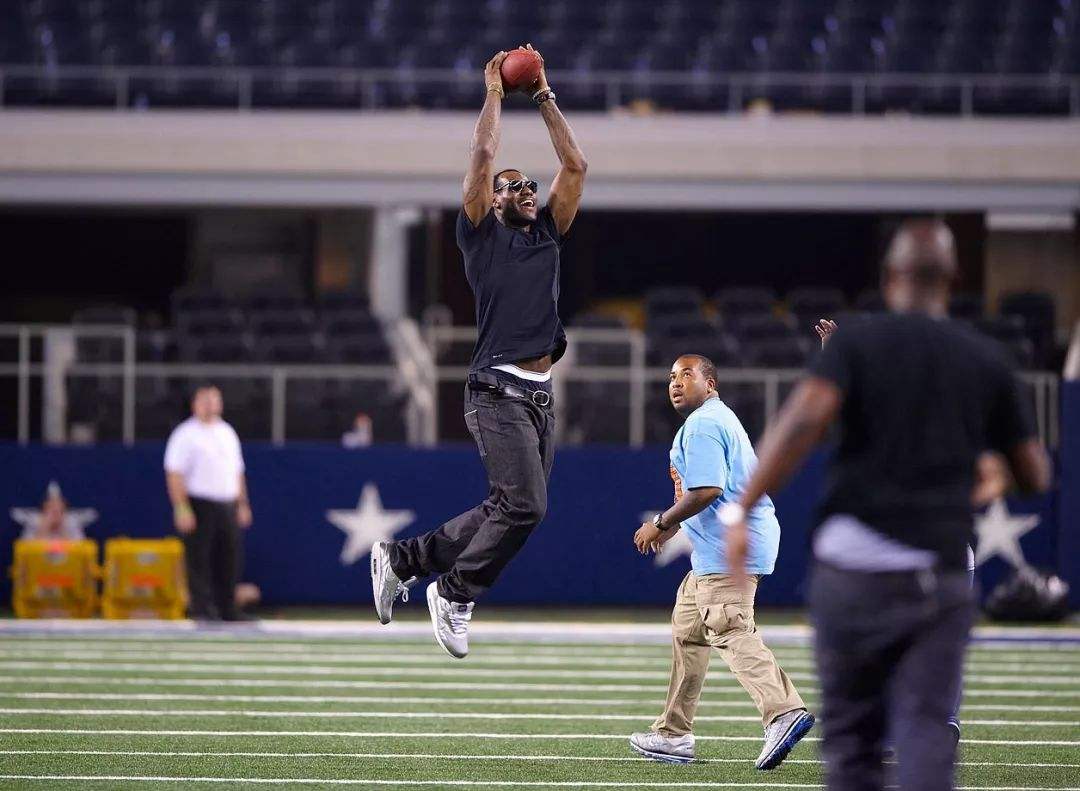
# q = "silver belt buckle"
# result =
<box><xmin>531</xmin><ymin>390</ymin><xmax>551</xmax><ymax>407</ymax></box>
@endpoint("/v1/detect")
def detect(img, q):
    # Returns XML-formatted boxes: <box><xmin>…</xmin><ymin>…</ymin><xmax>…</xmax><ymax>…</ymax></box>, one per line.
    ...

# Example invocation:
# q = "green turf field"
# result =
<box><xmin>0</xmin><ymin>623</ymin><xmax>1077</xmax><ymax>790</ymax></box>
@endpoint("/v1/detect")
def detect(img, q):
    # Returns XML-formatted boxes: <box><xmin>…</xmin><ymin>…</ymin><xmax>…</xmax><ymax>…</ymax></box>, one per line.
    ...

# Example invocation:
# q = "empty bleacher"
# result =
<box><xmin>3</xmin><ymin>0</ymin><xmax>1077</xmax><ymax>113</ymax></box>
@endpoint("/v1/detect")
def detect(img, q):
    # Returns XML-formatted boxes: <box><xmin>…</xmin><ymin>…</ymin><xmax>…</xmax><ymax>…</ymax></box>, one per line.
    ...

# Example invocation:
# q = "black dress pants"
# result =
<box><xmin>185</xmin><ymin>497</ymin><xmax>241</xmax><ymax>619</ymax></box>
<box><xmin>390</xmin><ymin>382</ymin><xmax>555</xmax><ymax>603</ymax></box>
<box><xmin>809</xmin><ymin>561</ymin><xmax>975</xmax><ymax>791</ymax></box>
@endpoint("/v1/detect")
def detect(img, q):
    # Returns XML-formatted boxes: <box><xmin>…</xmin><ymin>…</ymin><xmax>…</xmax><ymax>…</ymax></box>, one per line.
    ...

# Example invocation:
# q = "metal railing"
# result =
<box><xmin>0</xmin><ymin>323</ymin><xmax>1063</xmax><ymax>449</ymax></box>
<box><xmin>1</xmin><ymin>65</ymin><xmax>1077</xmax><ymax>116</ymax></box>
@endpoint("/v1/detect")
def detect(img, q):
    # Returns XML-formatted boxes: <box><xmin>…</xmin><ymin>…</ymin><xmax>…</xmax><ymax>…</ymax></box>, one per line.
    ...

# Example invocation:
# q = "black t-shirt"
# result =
<box><xmin>456</xmin><ymin>206</ymin><xmax>567</xmax><ymax>373</ymax></box>
<box><xmin>809</xmin><ymin>312</ymin><xmax>1036</xmax><ymax>570</ymax></box>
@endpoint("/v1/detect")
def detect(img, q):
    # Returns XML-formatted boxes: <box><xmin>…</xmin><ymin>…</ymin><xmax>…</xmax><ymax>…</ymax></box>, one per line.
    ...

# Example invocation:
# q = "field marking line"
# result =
<box><xmin>6</xmin><ymin>674</ymin><xmax>1080</xmax><ymax>700</ymax></box>
<box><xmin>1</xmin><ymin>647</ymin><xmax>1075</xmax><ymax>675</ymax></box>
<box><xmin>4</xmin><ymin>707</ymin><xmax>1080</xmax><ymax>728</ymax></box>
<box><xmin>1</xmin><ymin>660</ymin><xmax>1077</xmax><ymax>687</ymax></box>
<box><xmin>6</xmin><ymin>691</ymin><xmax>1078</xmax><ymax>714</ymax></box>
<box><xmin>2</xmin><ymin>617</ymin><xmax>1079</xmax><ymax>643</ymax></box>
<box><xmin>3</xmin><ymin>728</ymin><xmax>1079</xmax><ymax>746</ymax></box>
<box><xmin>3</xmin><ymin>750</ymin><xmax>1079</xmax><ymax>770</ymax></box>
<box><xmin>0</xmin><ymin>779</ymin><xmax>824</xmax><ymax>788</ymax></box>
<box><xmin>2</xmin><ymin>777</ymin><xmax>1080</xmax><ymax>790</ymax></box>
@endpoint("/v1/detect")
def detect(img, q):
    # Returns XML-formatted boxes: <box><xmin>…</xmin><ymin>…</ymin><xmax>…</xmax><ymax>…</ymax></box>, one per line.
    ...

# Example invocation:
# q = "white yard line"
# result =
<box><xmin>7</xmin><ymin>691</ymin><xmax>1079</xmax><ymax>714</ymax></box>
<box><xmin>2</xmin><ymin>659</ymin><xmax>1078</xmax><ymax>687</ymax></box>
<box><xmin>2</xmin><ymin>777</ymin><xmax>1079</xmax><ymax>790</ymax></box>
<box><xmin>2</xmin><ymin>618</ymin><xmax>1079</xmax><ymax>647</ymax></box>
<box><xmin>2</xmin><ymin>750</ymin><xmax>1079</xmax><ymax>770</ymax></box>
<box><xmin>5</xmin><ymin>674</ymin><xmax>1080</xmax><ymax>700</ymax></box>
<box><xmin>2</xmin><ymin>728</ymin><xmax>1079</xmax><ymax>747</ymax></box>
<box><xmin>0</xmin><ymin>648</ymin><xmax>1074</xmax><ymax>675</ymax></box>
<box><xmin>0</xmin><ymin>779</ymin><xmax>826</xmax><ymax>789</ymax></box>
<box><xmin>2</xmin><ymin>707</ymin><xmax>1077</xmax><ymax>727</ymax></box>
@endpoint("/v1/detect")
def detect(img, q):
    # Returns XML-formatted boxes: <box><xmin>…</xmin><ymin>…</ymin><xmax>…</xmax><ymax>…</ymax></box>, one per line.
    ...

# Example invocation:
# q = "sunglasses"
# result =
<box><xmin>495</xmin><ymin>178</ymin><xmax>538</xmax><ymax>194</ymax></box>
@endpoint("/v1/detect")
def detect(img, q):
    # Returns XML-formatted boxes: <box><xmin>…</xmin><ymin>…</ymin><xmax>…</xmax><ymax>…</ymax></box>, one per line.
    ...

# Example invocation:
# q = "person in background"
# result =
<box><xmin>342</xmin><ymin>412</ymin><xmax>374</xmax><ymax>448</ymax></box>
<box><xmin>13</xmin><ymin>481</ymin><xmax>96</xmax><ymax>540</ymax></box>
<box><xmin>164</xmin><ymin>384</ymin><xmax>253</xmax><ymax>622</ymax></box>
<box><xmin>730</xmin><ymin>219</ymin><xmax>1051</xmax><ymax>791</ymax></box>
<box><xmin>628</xmin><ymin>354</ymin><xmax>814</xmax><ymax>769</ymax></box>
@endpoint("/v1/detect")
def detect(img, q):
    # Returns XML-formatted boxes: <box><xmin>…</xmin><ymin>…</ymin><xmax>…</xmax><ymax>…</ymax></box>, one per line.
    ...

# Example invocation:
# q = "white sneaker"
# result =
<box><xmin>628</xmin><ymin>731</ymin><xmax>695</xmax><ymax>764</ymax></box>
<box><xmin>370</xmin><ymin>542</ymin><xmax>415</xmax><ymax>625</ymax></box>
<box><xmin>755</xmin><ymin>708</ymin><xmax>815</xmax><ymax>770</ymax></box>
<box><xmin>426</xmin><ymin>581</ymin><xmax>473</xmax><ymax>659</ymax></box>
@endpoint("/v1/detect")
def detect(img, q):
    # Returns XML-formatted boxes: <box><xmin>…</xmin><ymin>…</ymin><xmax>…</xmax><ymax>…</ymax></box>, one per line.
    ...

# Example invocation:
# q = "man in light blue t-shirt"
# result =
<box><xmin>628</xmin><ymin>354</ymin><xmax>814</xmax><ymax>769</ymax></box>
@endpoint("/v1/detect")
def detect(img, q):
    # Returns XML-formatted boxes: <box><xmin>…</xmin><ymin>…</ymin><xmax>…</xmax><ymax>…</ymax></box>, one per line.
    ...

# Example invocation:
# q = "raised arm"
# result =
<box><xmin>527</xmin><ymin>45</ymin><xmax>587</xmax><ymax>235</ymax></box>
<box><xmin>463</xmin><ymin>51</ymin><xmax>508</xmax><ymax>226</ymax></box>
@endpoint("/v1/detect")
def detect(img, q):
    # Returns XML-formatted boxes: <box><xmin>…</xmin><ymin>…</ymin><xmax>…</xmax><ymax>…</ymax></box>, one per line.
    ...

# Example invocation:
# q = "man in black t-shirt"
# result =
<box><xmin>369</xmin><ymin>45</ymin><xmax>587</xmax><ymax>659</ymax></box>
<box><xmin>724</xmin><ymin>219</ymin><xmax>1051</xmax><ymax>791</ymax></box>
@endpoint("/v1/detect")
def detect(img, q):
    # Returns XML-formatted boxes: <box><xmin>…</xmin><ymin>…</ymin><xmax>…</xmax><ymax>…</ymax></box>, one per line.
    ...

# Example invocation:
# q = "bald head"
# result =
<box><xmin>882</xmin><ymin>218</ymin><xmax>956</xmax><ymax>315</ymax></box>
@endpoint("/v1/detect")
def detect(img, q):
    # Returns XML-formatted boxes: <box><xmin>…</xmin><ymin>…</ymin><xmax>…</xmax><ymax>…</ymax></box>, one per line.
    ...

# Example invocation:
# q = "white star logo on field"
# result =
<box><xmin>326</xmin><ymin>483</ymin><xmax>416</xmax><ymax>566</ymax></box>
<box><xmin>974</xmin><ymin>498</ymin><xmax>1040</xmax><ymax>571</ymax></box>
<box><xmin>640</xmin><ymin>510</ymin><xmax>693</xmax><ymax>568</ymax></box>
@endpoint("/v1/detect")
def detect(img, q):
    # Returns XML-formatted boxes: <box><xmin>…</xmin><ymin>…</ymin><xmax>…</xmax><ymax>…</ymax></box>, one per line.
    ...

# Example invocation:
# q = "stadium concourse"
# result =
<box><xmin>0</xmin><ymin>618</ymin><xmax>1078</xmax><ymax>789</ymax></box>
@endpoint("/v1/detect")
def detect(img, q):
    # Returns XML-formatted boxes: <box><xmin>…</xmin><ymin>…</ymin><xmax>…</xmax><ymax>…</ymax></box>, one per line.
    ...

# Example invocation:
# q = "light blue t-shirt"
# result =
<box><xmin>669</xmin><ymin>397</ymin><xmax>781</xmax><ymax>576</ymax></box>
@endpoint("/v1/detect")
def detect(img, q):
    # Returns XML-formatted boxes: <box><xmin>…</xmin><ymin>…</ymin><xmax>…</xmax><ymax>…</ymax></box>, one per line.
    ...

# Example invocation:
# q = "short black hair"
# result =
<box><xmin>680</xmin><ymin>354</ymin><xmax>717</xmax><ymax>386</ymax></box>
<box><xmin>493</xmin><ymin>168</ymin><xmax>521</xmax><ymax>190</ymax></box>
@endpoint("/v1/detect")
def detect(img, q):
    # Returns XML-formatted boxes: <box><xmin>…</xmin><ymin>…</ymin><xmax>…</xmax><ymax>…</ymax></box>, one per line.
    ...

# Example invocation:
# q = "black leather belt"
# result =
<box><xmin>500</xmin><ymin>382</ymin><xmax>552</xmax><ymax>407</ymax></box>
<box><xmin>468</xmin><ymin>372</ymin><xmax>553</xmax><ymax>408</ymax></box>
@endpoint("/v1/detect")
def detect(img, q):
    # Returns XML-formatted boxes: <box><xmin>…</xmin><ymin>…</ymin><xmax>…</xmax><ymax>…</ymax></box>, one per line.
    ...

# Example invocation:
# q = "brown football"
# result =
<box><xmin>500</xmin><ymin>49</ymin><xmax>542</xmax><ymax>91</ymax></box>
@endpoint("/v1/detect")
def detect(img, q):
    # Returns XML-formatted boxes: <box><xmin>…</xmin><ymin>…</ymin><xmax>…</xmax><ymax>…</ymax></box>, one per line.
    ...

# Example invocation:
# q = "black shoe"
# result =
<box><xmin>221</xmin><ymin>610</ymin><xmax>257</xmax><ymax>622</ymax></box>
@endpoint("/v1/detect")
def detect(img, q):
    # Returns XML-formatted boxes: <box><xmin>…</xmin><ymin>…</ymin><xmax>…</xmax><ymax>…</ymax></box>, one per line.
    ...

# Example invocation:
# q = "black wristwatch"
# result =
<box><xmin>652</xmin><ymin>512</ymin><xmax>668</xmax><ymax>532</ymax></box>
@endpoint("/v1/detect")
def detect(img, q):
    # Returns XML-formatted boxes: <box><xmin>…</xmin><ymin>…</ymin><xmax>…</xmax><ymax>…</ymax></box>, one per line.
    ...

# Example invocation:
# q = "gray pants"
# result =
<box><xmin>390</xmin><ymin>383</ymin><xmax>555</xmax><ymax>603</ymax></box>
<box><xmin>809</xmin><ymin>562</ymin><xmax>974</xmax><ymax>791</ymax></box>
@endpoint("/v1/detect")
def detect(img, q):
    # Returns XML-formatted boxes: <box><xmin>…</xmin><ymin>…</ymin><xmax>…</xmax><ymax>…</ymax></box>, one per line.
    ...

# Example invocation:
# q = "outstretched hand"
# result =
<box><xmin>523</xmin><ymin>43</ymin><xmax>549</xmax><ymax>93</ymax></box>
<box><xmin>815</xmin><ymin>318</ymin><xmax>838</xmax><ymax>348</ymax></box>
<box><xmin>484</xmin><ymin>51</ymin><xmax>508</xmax><ymax>93</ymax></box>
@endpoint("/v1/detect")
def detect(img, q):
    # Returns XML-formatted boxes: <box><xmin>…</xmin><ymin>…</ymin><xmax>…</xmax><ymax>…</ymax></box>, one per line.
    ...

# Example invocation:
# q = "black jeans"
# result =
<box><xmin>184</xmin><ymin>497</ymin><xmax>242</xmax><ymax>619</ymax></box>
<box><xmin>809</xmin><ymin>561</ymin><xmax>975</xmax><ymax>791</ymax></box>
<box><xmin>390</xmin><ymin>382</ymin><xmax>555</xmax><ymax>603</ymax></box>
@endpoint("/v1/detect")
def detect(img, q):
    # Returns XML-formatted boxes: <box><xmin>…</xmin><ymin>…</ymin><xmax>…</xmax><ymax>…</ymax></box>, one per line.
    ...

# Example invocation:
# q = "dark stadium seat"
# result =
<box><xmin>715</xmin><ymin>288</ymin><xmax>778</xmax><ymax>319</ymax></box>
<box><xmin>787</xmin><ymin>288</ymin><xmax>847</xmax><ymax>331</ymax></box>
<box><xmin>4</xmin><ymin>0</ymin><xmax>1078</xmax><ymax>113</ymax></box>
<box><xmin>248</xmin><ymin>309</ymin><xmax>315</xmax><ymax>336</ymax></box>
<box><xmin>744</xmin><ymin>337</ymin><xmax>812</xmax><ymax>368</ymax></box>
<box><xmin>999</xmin><ymin>291</ymin><xmax>1056</xmax><ymax>366</ymax></box>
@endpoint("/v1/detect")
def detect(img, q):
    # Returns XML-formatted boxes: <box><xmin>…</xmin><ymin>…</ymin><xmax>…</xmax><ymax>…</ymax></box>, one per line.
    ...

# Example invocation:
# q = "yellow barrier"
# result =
<box><xmin>102</xmin><ymin>537</ymin><xmax>188</xmax><ymax>620</ymax></box>
<box><xmin>10</xmin><ymin>539</ymin><xmax>100</xmax><ymax>618</ymax></box>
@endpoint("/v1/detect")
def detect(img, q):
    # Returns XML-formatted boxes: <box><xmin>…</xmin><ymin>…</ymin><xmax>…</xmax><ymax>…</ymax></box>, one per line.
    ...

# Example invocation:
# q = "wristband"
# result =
<box><xmin>719</xmin><ymin>503</ymin><xmax>746</xmax><ymax>527</ymax></box>
<box><xmin>174</xmin><ymin>503</ymin><xmax>193</xmax><ymax>519</ymax></box>
<box><xmin>532</xmin><ymin>88</ymin><xmax>555</xmax><ymax>104</ymax></box>
<box><xmin>486</xmin><ymin>83</ymin><xmax>505</xmax><ymax>99</ymax></box>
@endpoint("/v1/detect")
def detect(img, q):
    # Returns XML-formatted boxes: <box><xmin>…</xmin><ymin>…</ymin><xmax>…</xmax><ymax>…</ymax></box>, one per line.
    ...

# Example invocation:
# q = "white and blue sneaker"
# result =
<box><xmin>370</xmin><ymin>541</ymin><xmax>415</xmax><ymax>625</ymax></box>
<box><xmin>426</xmin><ymin>582</ymin><xmax>474</xmax><ymax>659</ymax></box>
<box><xmin>629</xmin><ymin>731</ymin><xmax>695</xmax><ymax>764</ymax></box>
<box><xmin>755</xmin><ymin>708</ymin><xmax>815</xmax><ymax>770</ymax></box>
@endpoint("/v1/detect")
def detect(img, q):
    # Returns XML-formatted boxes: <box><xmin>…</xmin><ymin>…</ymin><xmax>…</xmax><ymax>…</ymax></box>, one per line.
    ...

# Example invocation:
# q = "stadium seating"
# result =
<box><xmin>3</xmin><ymin>0</ymin><xmax>1076</xmax><ymax>113</ymax></box>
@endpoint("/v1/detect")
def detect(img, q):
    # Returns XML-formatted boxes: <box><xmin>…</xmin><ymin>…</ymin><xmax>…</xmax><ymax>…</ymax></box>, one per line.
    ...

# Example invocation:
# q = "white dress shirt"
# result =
<box><xmin>164</xmin><ymin>417</ymin><xmax>245</xmax><ymax>502</ymax></box>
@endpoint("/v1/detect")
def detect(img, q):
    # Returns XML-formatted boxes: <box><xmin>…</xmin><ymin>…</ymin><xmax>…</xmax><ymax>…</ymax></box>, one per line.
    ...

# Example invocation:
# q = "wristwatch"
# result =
<box><xmin>652</xmin><ymin>512</ymin><xmax>668</xmax><ymax>531</ymax></box>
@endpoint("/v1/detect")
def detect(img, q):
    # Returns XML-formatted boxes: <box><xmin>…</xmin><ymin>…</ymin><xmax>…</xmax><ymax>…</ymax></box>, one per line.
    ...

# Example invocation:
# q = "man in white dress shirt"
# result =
<box><xmin>164</xmin><ymin>384</ymin><xmax>252</xmax><ymax>621</ymax></box>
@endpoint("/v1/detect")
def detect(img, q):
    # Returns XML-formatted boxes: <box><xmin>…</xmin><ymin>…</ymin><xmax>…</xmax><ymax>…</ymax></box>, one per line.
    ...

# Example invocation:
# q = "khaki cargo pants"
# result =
<box><xmin>653</xmin><ymin>571</ymin><xmax>805</xmax><ymax>735</ymax></box>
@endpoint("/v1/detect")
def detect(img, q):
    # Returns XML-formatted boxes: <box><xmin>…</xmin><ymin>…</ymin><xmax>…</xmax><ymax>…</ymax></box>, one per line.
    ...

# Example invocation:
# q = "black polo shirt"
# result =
<box><xmin>457</xmin><ymin>206</ymin><xmax>567</xmax><ymax>374</ymax></box>
<box><xmin>809</xmin><ymin>312</ymin><xmax>1037</xmax><ymax>570</ymax></box>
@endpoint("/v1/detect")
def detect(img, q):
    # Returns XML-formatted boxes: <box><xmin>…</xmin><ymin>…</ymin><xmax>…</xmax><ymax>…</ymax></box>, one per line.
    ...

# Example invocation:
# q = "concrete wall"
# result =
<box><xmin>2</xmin><ymin>110</ymin><xmax>1079</xmax><ymax>211</ymax></box>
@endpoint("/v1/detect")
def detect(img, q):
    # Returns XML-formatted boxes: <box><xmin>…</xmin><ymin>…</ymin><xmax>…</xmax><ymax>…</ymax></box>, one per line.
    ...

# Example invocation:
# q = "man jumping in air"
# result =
<box><xmin>629</xmin><ymin>354</ymin><xmax>815</xmax><ymax>768</ymax></box>
<box><xmin>370</xmin><ymin>45</ymin><xmax>587</xmax><ymax>659</ymax></box>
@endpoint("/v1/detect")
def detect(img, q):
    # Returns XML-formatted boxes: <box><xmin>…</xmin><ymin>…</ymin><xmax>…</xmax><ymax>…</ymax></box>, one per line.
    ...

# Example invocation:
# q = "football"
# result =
<box><xmin>500</xmin><ymin>48</ymin><xmax>542</xmax><ymax>91</ymax></box>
